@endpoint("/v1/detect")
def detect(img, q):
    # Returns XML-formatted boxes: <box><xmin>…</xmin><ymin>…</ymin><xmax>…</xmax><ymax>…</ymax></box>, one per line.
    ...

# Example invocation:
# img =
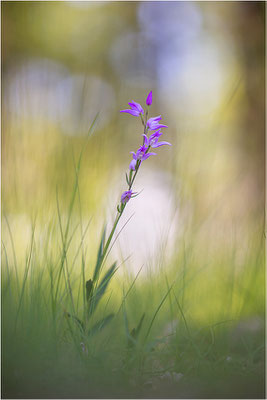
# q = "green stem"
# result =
<box><xmin>128</xmin><ymin>164</ymin><xmax>140</xmax><ymax>190</ymax></box>
<box><xmin>102</xmin><ymin>212</ymin><xmax>123</xmax><ymax>259</ymax></box>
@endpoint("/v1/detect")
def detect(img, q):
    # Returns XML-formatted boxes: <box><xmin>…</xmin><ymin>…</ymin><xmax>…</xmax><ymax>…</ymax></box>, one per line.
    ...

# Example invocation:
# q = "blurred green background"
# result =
<box><xmin>2</xmin><ymin>1</ymin><xmax>265</xmax><ymax>312</ymax></box>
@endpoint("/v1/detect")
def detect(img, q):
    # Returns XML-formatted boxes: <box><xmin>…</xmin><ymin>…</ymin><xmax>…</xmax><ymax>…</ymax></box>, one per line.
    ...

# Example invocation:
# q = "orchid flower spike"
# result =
<box><xmin>146</xmin><ymin>91</ymin><xmax>152</xmax><ymax>106</ymax></box>
<box><xmin>120</xmin><ymin>100</ymin><xmax>144</xmax><ymax>117</ymax></box>
<box><xmin>88</xmin><ymin>91</ymin><xmax>172</xmax><ymax>315</ymax></box>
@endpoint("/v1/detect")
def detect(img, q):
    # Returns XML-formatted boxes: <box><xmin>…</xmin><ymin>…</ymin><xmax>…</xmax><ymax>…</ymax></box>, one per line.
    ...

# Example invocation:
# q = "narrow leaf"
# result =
<box><xmin>92</xmin><ymin>226</ymin><xmax>106</xmax><ymax>282</ymax></box>
<box><xmin>65</xmin><ymin>312</ymin><xmax>84</xmax><ymax>333</ymax></box>
<box><xmin>87</xmin><ymin>313</ymin><xmax>114</xmax><ymax>336</ymax></box>
<box><xmin>130</xmin><ymin>327</ymin><xmax>136</xmax><ymax>338</ymax></box>
<box><xmin>134</xmin><ymin>313</ymin><xmax>145</xmax><ymax>339</ymax></box>
<box><xmin>123</xmin><ymin>302</ymin><xmax>130</xmax><ymax>337</ymax></box>
<box><xmin>128</xmin><ymin>328</ymin><xmax>137</xmax><ymax>348</ymax></box>
<box><xmin>125</xmin><ymin>172</ymin><xmax>129</xmax><ymax>185</ymax></box>
<box><xmin>89</xmin><ymin>262</ymin><xmax>117</xmax><ymax>314</ymax></box>
<box><xmin>144</xmin><ymin>283</ymin><xmax>174</xmax><ymax>341</ymax></box>
<box><xmin>86</xmin><ymin>279</ymin><xmax>93</xmax><ymax>302</ymax></box>
<box><xmin>128</xmin><ymin>314</ymin><xmax>145</xmax><ymax>348</ymax></box>
<box><xmin>123</xmin><ymin>304</ymin><xmax>136</xmax><ymax>347</ymax></box>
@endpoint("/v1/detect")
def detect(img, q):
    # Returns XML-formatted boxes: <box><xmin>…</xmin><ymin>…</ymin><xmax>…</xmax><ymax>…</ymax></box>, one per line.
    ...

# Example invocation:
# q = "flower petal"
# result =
<box><xmin>129</xmin><ymin>159</ymin><xmax>137</xmax><ymax>171</ymax></box>
<box><xmin>147</xmin><ymin>116</ymin><xmax>168</xmax><ymax>130</ymax></box>
<box><xmin>148</xmin><ymin>131</ymin><xmax>162</xmax><ymax>145</ymax></box>
<box><xmin>121</xmin><ymin>190</ymin><xmax>133</xmax><ymax>203</ymax></box>
<box><xmin>120</xmin><ymin>109</ymin><xmax>140</xmax><ymax>116</ymax></box>
<box><xmin>152</xmin><ymin>129</ymin><xmax>163</xmax><ymax>137</ymax></box>
<box><xmin>128</xmin><ymin>101</ymin><xmax>144</xmax><ymax>114</ymax></box>
<box><xmin>152</xmin><ymin>115</ymin><xmax>162</xmax><ymax>122</ymax></box>
<box><xmin>152</xmin><ymin>141</ymin><xmax>172</xmax><ymax>148</ymax></box>
<box><xmin>148</xmin><ymin>123</ymin><xmax>168</xmax><ymax>130</ymax></box>
<box><xmin>147</xmin><ymin>116</ymin><xmax>161</xmax><ymax>125</ymax></box>
<box><xmin>142</xmin><ymin>134</ymin><xmax>149</xmax><ymax>147</ymax></box>
<box><xmin>130</xmin><ymin>151</ymin><xmax>137</xmax><ymax>159</ymax></box>
<box><xmin>155</xmin><ymin>124</ymin><xmax>168</xmax><ymax>129</ymax></box>
<box><xmin>142</xmin><ymin>152</ymin><xmax>157</xmax><ymax>161</ymax></box>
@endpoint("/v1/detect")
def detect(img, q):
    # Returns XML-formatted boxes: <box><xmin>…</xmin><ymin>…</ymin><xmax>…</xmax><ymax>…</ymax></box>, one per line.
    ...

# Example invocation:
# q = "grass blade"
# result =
<box><xmin>144</xmin><ymin>282</ymin><xmax>174</xmax><ymax>342</ymax></box>
<box><xmin>89</xmin><ymin>262</ymin><xmax>117</xmax><ymax>314</ymax></box>
<box><xmin>134</xmin><ymin>313</ymin><xmax>145</xmax><ymax>340</ymax></box>
<box><xmin>87</xmin><ymin>313</ymin><xmax>114</xmax><ymax>336</ymax></box>
<box><xmin>92</xmin><ymin>226</ymin><xmax>106</xmax><ymax>282</ymax></box>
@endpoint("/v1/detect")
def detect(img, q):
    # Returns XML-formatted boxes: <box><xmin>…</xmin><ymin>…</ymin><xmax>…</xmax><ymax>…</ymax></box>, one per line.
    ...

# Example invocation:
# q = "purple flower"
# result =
<box><xmin>129</xmin><ymin>145</ymin><xmax>156</xmax><ymax>171</ymax></box>
<box><xmin>146</xmin><ymin>91</ymin><xmax>153</xmax><ymax>106</ymax></box>
<box><xmin>147</xmin><ymin>116</ymin><xmax>168</xmax><ymax>130</ymax></box>
<box><xmin>120</xmin><ymin>100</ymin><xmax>144</xmax><ymax>117</ymax></box>
<box><xmin>143</xmin><ymin>130</ymin><xmax>172</xmax><ymax>148</ymax></box>
<box><xmin>121</xmin><ymin>190</ymin><xmax>133</xmax><ymax>204</ymax></box>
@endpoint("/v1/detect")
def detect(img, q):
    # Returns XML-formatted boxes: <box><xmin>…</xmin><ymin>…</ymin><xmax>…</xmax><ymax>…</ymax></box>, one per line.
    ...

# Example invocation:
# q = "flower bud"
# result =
<box><xmin>146</xmin><ymin>91</ymin><xmax>152</xmax><ymax>106</ymax></box>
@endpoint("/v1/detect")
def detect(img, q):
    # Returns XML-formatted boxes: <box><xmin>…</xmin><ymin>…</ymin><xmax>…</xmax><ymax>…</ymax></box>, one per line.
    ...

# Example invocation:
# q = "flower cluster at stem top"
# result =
<box><xmin>119</xmin><ymin>91</ymin><xmax>171</xmax><ymax>207</ymax></box>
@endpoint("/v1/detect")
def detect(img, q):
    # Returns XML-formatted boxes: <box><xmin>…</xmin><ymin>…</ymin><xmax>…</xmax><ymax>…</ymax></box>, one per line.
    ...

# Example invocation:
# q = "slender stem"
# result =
<box><xmin>100</xmin><ymin>166</ymin><xmax>138</xmax><ymax>268</ymax></box>
<box><xmin>142</xmin><ymin>109</ymin><xmax>148</xmax><ymax>145</ymax></box>
<box><xmin>102</xmin><ymin>212</ymin><xmax>122</xmax><ymax>258</ymax></box>
<box><xmin>128</xmin><ymin>164</ymin><xmax>140</xmax><ymax>190</ymax></box>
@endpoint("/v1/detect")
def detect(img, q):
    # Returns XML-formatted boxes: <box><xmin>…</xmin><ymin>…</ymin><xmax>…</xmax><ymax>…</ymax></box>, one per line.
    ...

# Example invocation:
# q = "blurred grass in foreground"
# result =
<box><xmin>2</xmin><ymin>136</ymin><xmax>265</xmax><ymax>398</ymax></box>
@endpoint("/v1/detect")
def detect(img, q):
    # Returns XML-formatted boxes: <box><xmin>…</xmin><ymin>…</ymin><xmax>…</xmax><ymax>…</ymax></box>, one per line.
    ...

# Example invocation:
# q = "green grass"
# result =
<box><xmin>1</xmin><ymin>207</ymin><xmax>265</xmax><ymax>398</ymax></box>
<box><xmin>1</xmin><ymin>125</ymin><xmax>265</xmax><ymax>399</ymax></box>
